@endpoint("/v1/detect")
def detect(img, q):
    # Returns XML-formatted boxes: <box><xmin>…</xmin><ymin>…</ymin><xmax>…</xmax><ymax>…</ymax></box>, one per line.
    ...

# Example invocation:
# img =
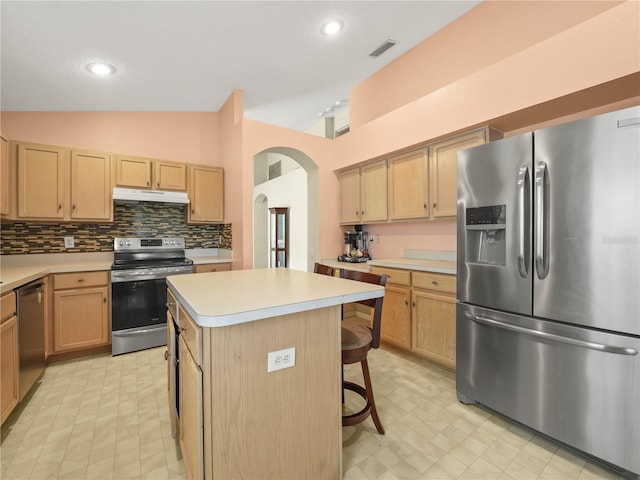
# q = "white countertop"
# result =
<box><xmin>167</xmin><ymin>268</ymin><xmax>385</xmax><ymax>328</ymax></box>
<box><xmin>0</xmin><ymin>249</ymin><xmax>232</xmax><ymax>294</ymax></box>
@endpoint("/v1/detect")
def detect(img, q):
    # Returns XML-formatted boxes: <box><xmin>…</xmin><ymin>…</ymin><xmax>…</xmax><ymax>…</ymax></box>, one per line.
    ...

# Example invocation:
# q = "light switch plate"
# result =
<box><xmin>267</xmin><ymin>347</ymin><xmax>296</xmax><ymax>373</ymax></box>
<box><xmin>64</xmin><ymin>236</ymin><xmax>75</xmax><ymax>248</ymax></box>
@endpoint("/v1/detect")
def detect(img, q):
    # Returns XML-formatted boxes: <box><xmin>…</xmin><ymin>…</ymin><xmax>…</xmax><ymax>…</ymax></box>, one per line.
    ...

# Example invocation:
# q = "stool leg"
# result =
<box><xmin>361</xmin><ymin>358</ymin><xmax>384</xmax><ymax>434</ymax></box>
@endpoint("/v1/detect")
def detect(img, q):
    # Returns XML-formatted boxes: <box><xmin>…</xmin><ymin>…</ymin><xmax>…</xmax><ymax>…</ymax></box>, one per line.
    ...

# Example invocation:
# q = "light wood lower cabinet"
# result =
<box><xmin>1</xmin><ymin>292</ymin><xmax>19</xmax><ymax>425</ymax></box>
<box><xmin>379</xmin><ymin>284</ymin><xmax>411</xmax><ymax>349</ymax></box>
<box><xmin>371</xmin><ymin>266</ymin><xmax>456</xmax><ymax>368</ymax></box>
<box><xmin>412</xmin><ymin>289</ymin><xmax>456</xmax><ymax>368</ymax></box>
<box><xmin>193</xmin><ymin>263</ymin><xmax>231</xmax><ymax>274</ymax></box>
<box><xmin>179</xmin><ymin>334</ymin><xmax>204</xmax><ymax>480</ymax></box>
<box><xmin>53</xmin><ymin>272</ymin><xmax>110</xmax><ymax>353</ymax></box>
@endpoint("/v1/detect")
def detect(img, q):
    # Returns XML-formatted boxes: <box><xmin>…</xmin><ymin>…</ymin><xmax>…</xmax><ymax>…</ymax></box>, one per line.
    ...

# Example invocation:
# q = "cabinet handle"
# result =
<box><xmin>146</xmin><ymin>181</ymin><xmax>150</xmax><ymax>186</ymax></box>
<box><xmin>355</xmin><ymin>211</ymin><xmax>358</xmax><ymax>216</ymax></box>
<box><xmin>192</xmin><ymin>209</ymin><xmax>195</xmax><ymax>214</ymax></box>
<box><xmin>433</xmin><ymin>203</ymin><xmax>437</xmax><ymax>209</ymax></box>
<box><xmin>58</xmin><ymin>204</ymin><xmax>62</xmax><ymax>210</ymax></box>
<box><xmin>77</xmin><ymin>278</ymin><xmax>85</xmax><ymax>283</ymax></box>
<box><xmin>72</xmin><ymin>204</ymin><xmax>76</xmax><ymax>211</ymax></box>
<box><xmin>164</xmin><ymin>350</ymin><xmax>169</xmax><ymax>361</ymax></box>
<box><xmin>423</xmin><ymin>203</ymin><xmax>427</xmax><ymax>209</ymax></box>
<box><xmin>431</xmin><ymin>281</ymin><xmax>439</xmax><ymax>286</ymax></box>
<box><xmin>412</xmin><ymin>302</ymin><xmax>416</xmax><ymax>307</ymax></box>
<box><xmin>404</xmin><ymin>300</ymin><xmax>409</xmax><ymax>306</ymax></box>
<box><xmin>166</xmin><ymin>302</ymin><xmax>174</xmax><ymax>308</ymax></box>
<box><xmin>103</xmin><ymin>297</ymin><xmax>107</xmax><ymax>303</ymax></box>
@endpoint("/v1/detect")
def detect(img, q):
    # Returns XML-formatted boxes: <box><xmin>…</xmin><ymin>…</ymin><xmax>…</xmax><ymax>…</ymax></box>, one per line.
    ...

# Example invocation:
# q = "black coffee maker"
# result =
<box><xmin>338</xmin><ymin>225</ymin><xmax>370</xmax><ymax>263</ymax></box>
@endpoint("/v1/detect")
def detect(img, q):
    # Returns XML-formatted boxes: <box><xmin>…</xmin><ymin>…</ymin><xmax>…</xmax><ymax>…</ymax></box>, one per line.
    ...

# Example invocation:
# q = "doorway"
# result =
<box><xmin>252</xmin><ymin>148</ymin><xmax>319</xmax><ymax>271</ymax></box>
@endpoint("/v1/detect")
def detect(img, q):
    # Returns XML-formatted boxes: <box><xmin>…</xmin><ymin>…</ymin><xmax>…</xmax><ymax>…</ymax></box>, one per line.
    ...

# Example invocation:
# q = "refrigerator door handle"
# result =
<box><xmin>468</xmin><ymin>312</ymin><xmax>638</xmax><ymax>356</ymax></box>
<box><xmin>535</xmin><ymin>161</ymin><xmax>550</xmax><ymax>279</ymax></box>
<box><xmin>517</xmin><ymin>164</ymin><xmax>530</xmax><ymax>278</ymax></box>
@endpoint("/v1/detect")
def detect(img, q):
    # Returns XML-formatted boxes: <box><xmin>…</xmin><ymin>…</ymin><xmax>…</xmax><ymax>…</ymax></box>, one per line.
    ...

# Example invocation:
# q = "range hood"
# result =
<box><xmin>113</xmin><ymin>187</ymin><xmax>190</xmax><ymax>204</ymax></box>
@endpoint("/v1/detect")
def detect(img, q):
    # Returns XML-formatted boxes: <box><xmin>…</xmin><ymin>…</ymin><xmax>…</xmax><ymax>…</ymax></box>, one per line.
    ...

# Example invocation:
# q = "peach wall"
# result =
<box><xmin>0</xmin><ymin>111</ymin><xmax>220</xmax><ymax>166</ymax></box>
<box><xmin>242</xmin><ymin>119</ymin><xmax>343</xmax><ymax>269</ymax></box>
<box><xmin>350</xmin><ymin>1</ymin><xmax>624</xmax><ymax>127</ymax></box>
<box><xmin>216</xmin><ymin>91</ymin><xmax>246</xmax><ymax>270</ymax></box>
<box><xmin>365</xmin><ymin>221</ymin><xmax>457</xmax><ymax>259</ymax></box>
<box><xmin>336</xmin><ymin>0</ymin><xmax>640</xmax><ymax>170</ymax></box>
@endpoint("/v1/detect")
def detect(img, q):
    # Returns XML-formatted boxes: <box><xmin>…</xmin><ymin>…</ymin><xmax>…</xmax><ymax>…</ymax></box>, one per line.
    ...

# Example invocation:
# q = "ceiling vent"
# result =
<box><xmin>369</xmin><ymin>40</ymin><xmax>397</xmax><ymax>57</ymax></box>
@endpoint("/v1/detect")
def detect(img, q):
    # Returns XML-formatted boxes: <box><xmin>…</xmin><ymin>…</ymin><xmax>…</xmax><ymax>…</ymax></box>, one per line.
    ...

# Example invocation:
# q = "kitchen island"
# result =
<box><xmin>166</xmin><ymin>268</ymin><xmax>385</xmax><ymax>480</ymax></box>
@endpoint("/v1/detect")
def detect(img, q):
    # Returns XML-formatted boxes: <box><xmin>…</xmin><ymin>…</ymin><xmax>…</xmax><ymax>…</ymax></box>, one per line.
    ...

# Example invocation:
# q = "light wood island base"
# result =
<box><xmin>203</xmin><ymin>306</ymin><xmax>341</xmax><ymax>479</ymax></box>
<box><xmin>167</xmin><ymin>269</ymin><xmax>385</xmax><ymax>479</ymax></box>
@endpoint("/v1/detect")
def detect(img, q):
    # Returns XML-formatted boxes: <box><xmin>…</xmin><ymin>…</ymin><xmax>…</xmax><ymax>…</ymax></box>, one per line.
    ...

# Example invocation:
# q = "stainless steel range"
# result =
<box><xmin>111</xmin><ymin>237</ymin><xmax>193</xmax><ymax>356</ymax></box>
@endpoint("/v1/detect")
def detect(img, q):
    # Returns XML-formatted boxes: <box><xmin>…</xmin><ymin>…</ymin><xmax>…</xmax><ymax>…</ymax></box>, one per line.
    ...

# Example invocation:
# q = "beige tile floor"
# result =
<box><xmin>0</xmin><ymin>345</ymin><xmax>626</xmax><ymax>480</ymax></box>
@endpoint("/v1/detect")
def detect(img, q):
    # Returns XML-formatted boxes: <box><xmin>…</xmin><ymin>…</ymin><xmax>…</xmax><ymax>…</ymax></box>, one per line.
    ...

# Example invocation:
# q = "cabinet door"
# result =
<box><xmin>193</xmin><ymin>263</ymin><xmax>231</xmax><ymax>273</ymax></box>
<box><xmin>360</xmin><ymin>159</ymin><xmax>387</xmax><ymax>223</ymax></box>
<box><xmin>54</xmin><ymin>287</ymin><xmax>109</xmax><ymax>353</ymax></box>
<box><xmin>179</xmin><ymin>336</ymin><xmax>204</xmax><ymax>480</ymax></box>
<box><xmin>115</xmin><ymin>155</ymin><xmax>152</xmax><ymax>188</ymax></box>
<box><xmin>154</xmin><ymin>161</ymin><xmax>186</xmax><ymax>191</ymax></box>
<box><xmin>1</xmin><ymin>316</ymin><xmax>19</xmax><ymax>425</ymax></box>
<box><xmin>339</xmin><ymin>168</ymin><xmax>361</xmax><ymax>224</ymax></box>
<box><xmin>429</xmin><ymin>129</ymin><xmax>487</xmax><ymax>218</ymax></box>
<box><xmin>1</xmin><ymin>136</ymin><xmax>11</xmax><ymax>218</ymax></box>
<box><xmin>17</xmin><ymin>143</ymin><xmax>68</xmax><ymax>219</ymax></box>
<box><xmin>71</xmin><ymin>151</ymin><xmax>112</xmax><ymax>221</ymax></box>
<box><xmin>388</xmin><ymin>149</ymin><xmax>429</xmax><ymax>220</ymax></box>
<box><xmin>380</xmin><ymin>284</ymin><xmax>411</xmax><ymax>349</ymax></box>
<box><xmin>412</xmin><ymin>289</ymin><xmax>456</xmax><ymax>368</ymax></box>
<box><xmin>188</xmin><ymin>166</ymin><xmax>223</xmax><ymax>223</ymax></box>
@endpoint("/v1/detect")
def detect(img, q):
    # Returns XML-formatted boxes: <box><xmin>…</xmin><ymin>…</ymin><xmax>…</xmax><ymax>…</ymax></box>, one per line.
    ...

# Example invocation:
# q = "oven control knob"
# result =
<box><xmin>126</xmin><ymin>241</ymin><xmax>131</xmax><ymax>246</ymax></box>
<box><xmin>118</xmin><ymin>240</ymin><xmax>124</xmax><ymax>246</ymax></box>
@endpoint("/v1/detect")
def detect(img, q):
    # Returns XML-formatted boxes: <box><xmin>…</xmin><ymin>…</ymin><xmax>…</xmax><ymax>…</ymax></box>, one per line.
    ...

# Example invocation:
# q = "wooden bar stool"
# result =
<box><xmin>339</xmin><ymin>269</ymin><xmax>387</xmax><ymax>434</ymax></box>
<box><xmin>313</xmin><ymin>262</ymin><xmax>335</xmax><ymax>276</ymax></box>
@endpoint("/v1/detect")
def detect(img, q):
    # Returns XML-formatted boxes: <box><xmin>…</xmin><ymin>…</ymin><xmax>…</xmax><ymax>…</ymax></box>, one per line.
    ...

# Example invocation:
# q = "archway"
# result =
<box><xmin>252</xmin><ymin>147</ymin><xmax>319</xmax><ymax>272</ymax></box>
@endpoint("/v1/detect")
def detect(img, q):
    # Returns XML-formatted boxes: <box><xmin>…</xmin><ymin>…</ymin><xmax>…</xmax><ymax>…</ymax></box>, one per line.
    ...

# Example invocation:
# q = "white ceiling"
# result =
<box><xmin>0</xmin><ymin>1</ymin><xmax>480</xmax><ymax>132</ymax></box>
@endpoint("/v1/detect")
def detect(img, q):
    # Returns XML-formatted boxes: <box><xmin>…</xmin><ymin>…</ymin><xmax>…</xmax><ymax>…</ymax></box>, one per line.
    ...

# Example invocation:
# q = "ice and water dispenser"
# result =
<box><xmin>465</xmin><ymin>205</ymin><xmax>506</xmax><ymax>266</ymax></box>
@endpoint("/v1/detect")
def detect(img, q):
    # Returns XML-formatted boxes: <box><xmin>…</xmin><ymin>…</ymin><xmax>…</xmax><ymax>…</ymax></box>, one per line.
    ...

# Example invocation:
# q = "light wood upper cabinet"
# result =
<box><xmin>360</xmin><ymin>160</ymin><xmax>387</xmax><ymax>223</ymax></box>
<box><xmin>53</xmin><ymin>272</ymin><xmax>110</xmax><ymax>353</ymax></box>
<box><xmin>115</xmin><ymin>155</ymin><xmax>152</xmax><ymax>189</ymax></box>
<box><xmin>339</xmin><ymin>160</ymin><xmax>387</xmax><ymax>225</ymax></box>
<box><xmin>388</xmin><ymin>148</ymin><xmax>429</xmax><ymax>220</ymax></box>
<box><xmin>71</xmin><ymin>150</ymin><xmax>112</xmax><ymax>221</ymax></box>
<box><xmin>116</xmin><ymin>156</ymin><xmax>187</xmax><ymax>191</ymax></box>
<box><xmin>187</xmin><ymin>165</ymin><xmax>223</xmax><ymax>224</ymax></box>
<box><xmin>154</xmin><ymin>161</ymin><xmax>186</xmax><ymax>191</ymax></box>
<box><xmin>429</xmin><ymin>127</ymin><xmax>501</xmax><ymax>218</ymax></box>
<box><xmin>1</xmin><ymin>292</ymin><xmax>18</xmax><ymax>425</ymax></box>
<box><xmin>1</xmin><ymin>136</ymin><xmax>13</xmax><ymax>219</ymax></box>
<box><xmin>17</xmin><ymin>142</ymin><xmax>69</xmax><ymax>219</ymax></box>
<box><xmin>339</xmin><ymin>168</ymin><xmax>361</xmax><ymax>224</ymax></box>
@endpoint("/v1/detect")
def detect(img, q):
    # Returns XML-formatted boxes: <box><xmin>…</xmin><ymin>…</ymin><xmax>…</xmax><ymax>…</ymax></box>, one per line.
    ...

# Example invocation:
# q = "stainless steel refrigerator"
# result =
<box><xmin>456</xmin><ymin>106</ymin><xmax>640</xmax><ymax>478</ymax></box>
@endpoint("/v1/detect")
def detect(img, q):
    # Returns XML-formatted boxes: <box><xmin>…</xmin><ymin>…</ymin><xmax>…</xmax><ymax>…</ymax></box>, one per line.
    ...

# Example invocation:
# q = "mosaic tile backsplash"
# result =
<box><xmin>0</xmin><ymin>203</ymin><xmax>232</xmax><ymax>255</ymax></box>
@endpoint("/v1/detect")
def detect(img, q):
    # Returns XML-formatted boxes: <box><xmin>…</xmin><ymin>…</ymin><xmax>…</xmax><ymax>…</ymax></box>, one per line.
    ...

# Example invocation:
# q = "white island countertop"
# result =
<box><xmin>167</xmin><ymin>268</ymin><xmax>384</xmax><ymax>328</ymax></box>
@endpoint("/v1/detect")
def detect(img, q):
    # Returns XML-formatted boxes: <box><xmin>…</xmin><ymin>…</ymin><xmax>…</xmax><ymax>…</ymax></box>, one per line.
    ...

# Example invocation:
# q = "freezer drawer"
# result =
<box><xmin>456</xmin><ymin>303</ymin><xmax>640</xmax><ymax>477</ymax></box>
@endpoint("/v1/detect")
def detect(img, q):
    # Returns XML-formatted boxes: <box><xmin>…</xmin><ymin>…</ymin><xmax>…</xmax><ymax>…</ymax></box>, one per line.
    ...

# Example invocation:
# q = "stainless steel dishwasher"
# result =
<box><xmin>17</xmin><ymin>279</ymin><xmax>46</xmax><ymax>400</ymax></box>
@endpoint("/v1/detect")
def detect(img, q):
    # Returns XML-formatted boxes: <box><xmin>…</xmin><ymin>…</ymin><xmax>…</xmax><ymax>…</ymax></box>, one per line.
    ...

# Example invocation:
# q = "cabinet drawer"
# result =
<box><xmin>412</xmin><ymin>272</ymin><xmax>456</xmax><ymax>294</ymax></box>
<box><xmin>370</xmin><ymin>267</ymin><xmax>411</xmax><ymax>287</ymax></box>
<box><xmin>178</xmin><ymin>305</ymin><xmax>202</xmax><ymax>366</ymax></box>
<box><xmin>194</xmin><ymin>263</ymin><xmax>231</xmax><ymax>274</ymax></box>
<box><xmin>1</xmin><ymin>292</ymin><xmax>17</xmax><ymax>322</ymax></box>
<box><xmin>167</xmin><ymin>289</ymin><xmax>179</xmax><ymax>321</ymax></box>
<box><xmin>54</xmin><ymin>271</ymin><xmax>109</xmax><ymax>290</ymax></box>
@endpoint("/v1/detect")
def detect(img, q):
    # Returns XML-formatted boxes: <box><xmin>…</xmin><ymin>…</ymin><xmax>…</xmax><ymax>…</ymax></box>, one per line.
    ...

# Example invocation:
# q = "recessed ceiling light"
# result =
<box><xmin>321</xmin><ymin>20</ymin><xmax>343</xmax><ymax>35</ymax></box>
<box><xmin>86</xmin><ymin>63</ymin><xmax>116</xmax><ymax>76</ymax></box>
